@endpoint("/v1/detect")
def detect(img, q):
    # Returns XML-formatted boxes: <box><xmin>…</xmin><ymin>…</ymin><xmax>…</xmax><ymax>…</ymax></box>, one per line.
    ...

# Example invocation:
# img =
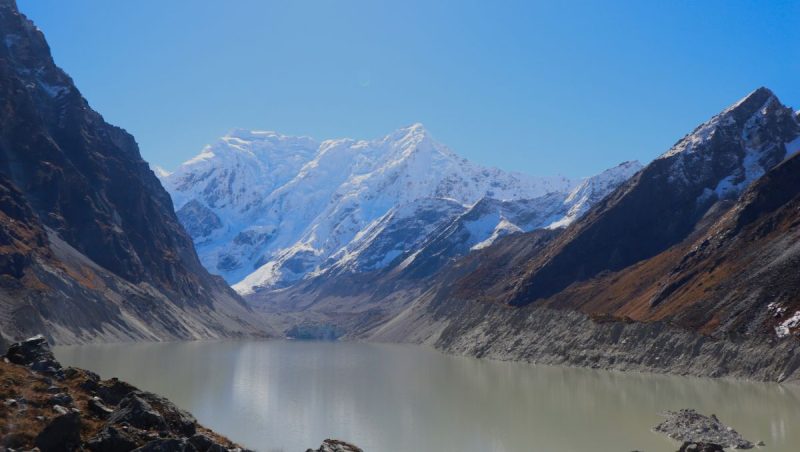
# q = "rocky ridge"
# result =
<box><xmin>0</xmin><ymin>0</ymin><xmax>269</xmax><ymax>344</ymax></box>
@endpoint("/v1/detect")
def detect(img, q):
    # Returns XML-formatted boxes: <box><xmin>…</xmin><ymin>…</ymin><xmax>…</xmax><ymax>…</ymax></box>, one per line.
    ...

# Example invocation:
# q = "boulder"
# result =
<box><xmin>88</xmin><ymin>396</ymin><xmax>115</xmax><ymax>418</ymax></box>
<box><xmin>186</xmin><ymin>434</ymin><xmax>214</xmax><ymax>450</ymax></box>
<box><xmin>5</xmin><ymin>335</ymin><xmax>64</xmax><ymax>379</ymax></box>
<box><xmin>109</xmin><ymin>393</ymin><xmax>168</xmax><ymax>432</ymax></box>
<box><xmin>306</xmin><ymin>439</ymin><xmax>364</xmax><ymax>452</ymax></box>
<box><xmin>186</xmin><ymin>433</ymin><xmax>231</xmax><ymax>452</ymax></box>
<box><xmin>132</xmin><ymin>438</ymin><xmax>198</xmax><ymax>452</ymax></box>
<box><xmin>34</xmin><ymin>411</ymin><xmax>81</xmax><ymax>452</ymax></box>
<box><xmin>96</xmin><ymin>378</ymin><xmax>138</xmax><ymax>405</ymax></box>
<box><xmin>135</xmin><ymin>391</ymin><xmax>197</xmax><ymax>437</ymax></box>
<box><xmin>109</xmin><ymin>391</ymin><xmax>197</xmax><ymax>437</ymax></box>
<box><xmin>86</xmin><ymin>425</ymin><xmax>140</xmax><ymax>452</ymax></box>
<box><xmin>678</xmin><ymin>442</ymin><xmax>725</xmax><ymax>452</ymax></box>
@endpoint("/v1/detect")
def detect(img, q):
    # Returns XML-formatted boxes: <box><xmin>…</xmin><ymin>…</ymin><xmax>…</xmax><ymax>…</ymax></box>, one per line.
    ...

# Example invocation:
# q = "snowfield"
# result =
<box><xmin>159</xmin><ymin>124</ymin><xmax>640</xmax><ymax>293</ymax></box>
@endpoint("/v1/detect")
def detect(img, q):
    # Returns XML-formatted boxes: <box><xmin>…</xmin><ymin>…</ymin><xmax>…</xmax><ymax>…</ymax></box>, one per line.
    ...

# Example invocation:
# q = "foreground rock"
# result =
<box><xmin>1</xmin><ymin>336</ymin><xmax>251</xmax><ymax>451</ymax></box>
<box><xmin>306</xmin><ymin>439</ymin><xmax>364</xmax><ymax>452</ymax></box>
<box><xmin>654</xmin><ymin>409</ymin><xmax>754</xmax><ymax>449</ymax></box>
<box><xmin>5</xmin><ymin>335</ymin><xmax>65</xmax><ymax>380</ymax></box>
<box><xmin>678</xmin><ymin>442</ymin><xmax>725</xmax><ymax>452</ymax></box>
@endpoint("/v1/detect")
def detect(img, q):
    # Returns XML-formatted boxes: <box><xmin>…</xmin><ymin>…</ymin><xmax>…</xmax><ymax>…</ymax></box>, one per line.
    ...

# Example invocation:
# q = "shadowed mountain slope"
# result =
<box><xmin>0</xmin><ymin>0</ymin><xmax>269</xmax><ymax>344</ymax></box>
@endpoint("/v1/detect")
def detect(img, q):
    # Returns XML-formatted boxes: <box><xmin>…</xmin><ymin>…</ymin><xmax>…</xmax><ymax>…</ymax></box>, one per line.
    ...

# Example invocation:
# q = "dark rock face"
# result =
<box><xmin>0</xmin><ymin>0</ymin><xmax>265</xmax><ymax>344</ymax></box>
<box><xmin>34</xmin><ymin>411</ymin><xmax>82</xmax><ymax>452</ymax></box>
<box><xmin>306</xmin><ymin>439</ymin><xmax>364</xmax><ymax>452</ymax></box>
<box><xmin>131</xmin><ymin>438</ymin><xmax>197</xmax><ymax>452</ymax></box>
<box><xmin>506</xmin><ymin>88</ymin><xmax>800</xmax><ymax>306</ymax></box>
<box><xmin>95</xmin><ymin>379</ymin><xmax>139</xmax><ymax>406</ymax></box>
<box><xmin>86</xmin><ymin>426</ymin><xmax>139</xmax><ymax>452</ymax></box>
<box><xmin>5</xmin><ymin>335</ymin><xmax>64</xmax><ymax>378</ymax></box>
<box><xmin>176</xmin><ymin>200</ymin><xmax>223</xmax><ymax>242</ymax></box>
<box><xmin>678</xmin><ymin>442</ymin><xmax>725</xmax><ymax>452</ymax></box>
<box><xmin>109</xmin><ymin>394</ymin><xmax>171</xmax><ymax>432</ymax></box>
<box><xmin>88</xmin><ymin>397</ymin><xmax>115</xmax><ymax>419</ymax></box>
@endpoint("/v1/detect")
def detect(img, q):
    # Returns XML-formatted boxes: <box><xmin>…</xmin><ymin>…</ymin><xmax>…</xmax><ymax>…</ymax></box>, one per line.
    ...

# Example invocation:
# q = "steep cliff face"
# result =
<box><xmin>502</xmin><ymin>88</ymin><xmax>800</xmax><ymax>306</ymax></box>
<box><xmin>0</xmin><ymin>1</ymin><xmax>268</xmax><ymax>344</ymax></box>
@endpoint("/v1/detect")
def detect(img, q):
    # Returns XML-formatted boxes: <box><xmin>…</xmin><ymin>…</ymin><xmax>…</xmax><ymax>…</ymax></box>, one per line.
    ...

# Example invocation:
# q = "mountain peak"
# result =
<box><xmin>720</xmin><ymin>86</ymin><xmax>777</xmax><ymax>119</ymax></box>
<box><xmin>150</xmin><ymin>164</ymin><xmax>172</xmax><ymax>179</ymax></box>
<box><xmin>387</xmin><ymin>122</ymin><xmax>431</xmax><ymax>142</ymax></box>
<box><xmin>660</xmin><ymin>87</ymin><xmax>786</xmax><ymax>159</ymax></box>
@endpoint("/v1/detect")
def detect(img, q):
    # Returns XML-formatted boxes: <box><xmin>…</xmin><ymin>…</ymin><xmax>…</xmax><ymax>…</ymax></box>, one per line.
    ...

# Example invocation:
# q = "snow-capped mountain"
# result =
<box><xmin>160</xmin><ymin>124</ymin><xmax>577</xmax><ymax>293</ymax></box>
<box><xmin>387</xmin><ymin>161</ymin><xmax>642</xmax><ymax>278</ymax></box>
<box><xmin>496</xmin><ymin>87</ymin><xmax>800</xmax><ymax>306</ymax></box>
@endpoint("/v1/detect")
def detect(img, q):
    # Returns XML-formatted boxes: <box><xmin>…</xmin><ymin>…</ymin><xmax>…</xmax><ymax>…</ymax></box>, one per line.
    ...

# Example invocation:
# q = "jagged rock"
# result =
<box><xmin>86</xmin><ymin>425</ymin><xmax>140</xmax><ymax>452</ymax></box>
<box><xmin>306</xmin><ymin>439</ymin><xmax>364</xmax><ymax>452</ymax></box>
<box><xmin>76</xmin><ymin>368</ymin><xmax>102</xmax><ymax>392</ymax></box>
<box><xmin>96</xmin><ymin>378</ymin><xmax>138</xmax><ymax>405</ymax></box>
<box><xmin>88</xmin><ymin>396</ymin><xmax>114</xmax><ymax>418</ymax></box>
<box><xmin>678</xmin><ymin>442</ymin><xmax>725</xmax><ymax>452</ymax></box>
<box><xmin>109</xmin><ymin>391</ymin><xmax>197</xmax><ymax>437</ymax></box>
<box><xmin>5</xmin><ymin>335</ymin><xmax>64</xmax><ymax>379</ymax></box>
<box><xmin>135</xmin><ymin>392</ymin><xmax>197</xmax><ymax>437</ymax></box>
<box><xmin>34</xmin><ymin>411</ymin><xmax>81</xmax><ymax>452</ymax></box>
<box><xmin>654</xmin><ymin>409</ymin><xmax>753</xmax><ymax>449</ymax></box>
<box><xmin>132</xmin><ymin>438</ymin><xmax>198</xmax><ymax>452</ymax></box>
<box><xmin>186</xmin><ymin>433</ymin><xmax>231</xmax><ymax>452</ymax></box>
<box><xmin>109</xmin><ymin>393</ymin><xmax>169</xmax><ymax>432</ymax></box>
<box><xmin>186</xmin><ymin>434</ymin><xmax>214</xmax><ymax>451</ymax></box>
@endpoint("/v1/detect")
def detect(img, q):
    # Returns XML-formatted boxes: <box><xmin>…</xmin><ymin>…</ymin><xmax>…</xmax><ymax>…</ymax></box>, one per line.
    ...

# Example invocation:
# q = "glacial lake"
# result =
<box><xmin>55</xmin><ymin>341</ymin><xmax>800</xmax><ymax>452</ymax></box>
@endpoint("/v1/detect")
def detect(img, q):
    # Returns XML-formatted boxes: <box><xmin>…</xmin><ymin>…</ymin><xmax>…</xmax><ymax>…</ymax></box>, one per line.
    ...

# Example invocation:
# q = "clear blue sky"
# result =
<box><xmin>19</xmin><ymin>0</ymin><xmax>799</xmax><ymax>178</ymax></box>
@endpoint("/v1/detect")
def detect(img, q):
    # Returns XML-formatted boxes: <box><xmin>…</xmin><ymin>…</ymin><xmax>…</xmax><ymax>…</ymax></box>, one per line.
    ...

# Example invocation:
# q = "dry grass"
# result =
<box><xmin>0</xmin><ymin>360</ymin><xmax>243</xmax><ymax>449</ymax></box>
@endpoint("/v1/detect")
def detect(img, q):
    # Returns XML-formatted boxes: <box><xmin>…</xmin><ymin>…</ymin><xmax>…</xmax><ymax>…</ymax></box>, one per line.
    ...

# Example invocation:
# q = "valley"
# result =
<box><xmin>0</xmin><ymin>0</ymin><xmax>798</xmax><ymax>450</ymax></box>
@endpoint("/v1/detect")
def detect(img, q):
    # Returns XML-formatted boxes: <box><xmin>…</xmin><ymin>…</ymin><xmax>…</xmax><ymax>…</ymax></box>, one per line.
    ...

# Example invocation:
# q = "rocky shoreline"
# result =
<box><xmin>1</xmin><ymin>335</ymin><xmax>250</xmax><ymax>451</ymax></box>
<box><xmin>654</xmin><ymin>409</ymin><xmax>756</xmax><ymax>450</ymax></box>
<box><xmin>1</xmin><ymin>335</ymin><xmax>363</xmax><ymax>452</ymax></box>
<box><xmin>371</xmin><ymin>297</ymin><xmax>800</xmax><ymax>384</ymax></box>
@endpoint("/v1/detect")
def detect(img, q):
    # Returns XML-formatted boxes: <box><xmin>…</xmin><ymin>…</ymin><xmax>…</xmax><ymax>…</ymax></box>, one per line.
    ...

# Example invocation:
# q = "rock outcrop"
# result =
<box><xmin>306</xmin><ymin>439</ymin><xmax>363</xmax><ymax>452</ymax></box>
<box><xmin>654</xmin><ymin>409</ymin><xmax>754</xmax><ymax>450</ymax></box>
<box><xmin>0</xmin><ymin>336</ymin><xmax>252</xmax><ymax>451</ymax></box>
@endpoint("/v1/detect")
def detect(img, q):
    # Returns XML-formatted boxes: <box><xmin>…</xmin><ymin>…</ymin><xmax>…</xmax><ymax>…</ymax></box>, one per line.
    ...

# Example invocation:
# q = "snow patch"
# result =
<box><xmin>784</xmin><ymin>134</ymin><xmax>800</xmax><ymax>161</ymax></box>
<box><xmin>776</xmin><ymin>311</ymin><xmax>800</xmax><ymax>338</ymax></box>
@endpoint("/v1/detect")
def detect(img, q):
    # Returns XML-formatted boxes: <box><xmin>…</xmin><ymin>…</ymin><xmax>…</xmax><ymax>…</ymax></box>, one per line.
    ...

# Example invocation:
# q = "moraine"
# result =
<box><xmin>55</xmin><ymin>341</ymin><xmax>800</xmax><ymax>452</ymax></box>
